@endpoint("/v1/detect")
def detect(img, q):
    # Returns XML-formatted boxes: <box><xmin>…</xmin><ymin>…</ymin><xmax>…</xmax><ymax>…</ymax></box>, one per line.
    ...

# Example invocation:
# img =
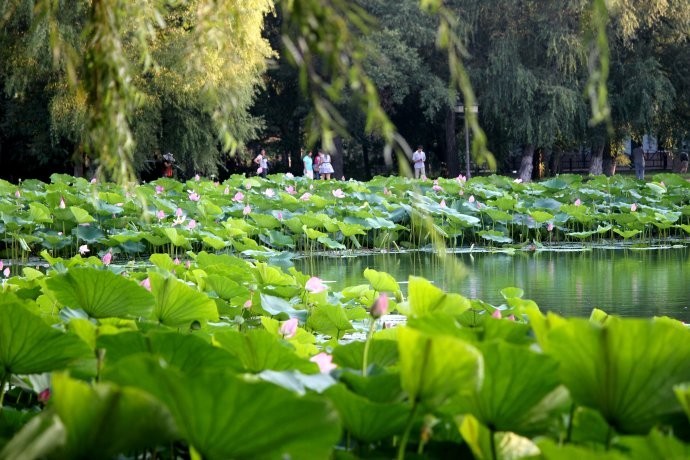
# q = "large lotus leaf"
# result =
<box><xmin>406</xmin><ymin>314</ymin><xmax>478</xmax><ymax>342</ymax></box>
<box><xmin>213</xmin><ymin>329</ymin><xmax>317</xmax><ymax>373</ymax></box>
<box><xmin>614</xmin><ymin>428</ymin><xmax>690</xmax><ymax>459</ymax></box>
<box><xmin>398</xmin><ymin>327</ymin><xmax>482</xmax><ymax>409</ymax></box>
<box><xmin>455</xmin><ymin>341</ymin><xmax>564</xmax><ymax>434</ymax></box>
<box><xmin>72</xmin><ymin>225</ymin><xmax>105</xmax><ymax>244</ymax></box>
<box><xmin>402</xmin><ymin>276</ymin><xmax>470</xmax><ymax>318</ymax></box>
<box><xmin>97</xmin><ymin>331</ymin><xmax>242</xmax><ymax>375</ymax></box>
<box><xmin>306</xmin><ymin>305</ymin><xmax>354</xmax><ymax>339</ymax></box>
<box><xmin>363</xmin><ymin>268</ymin><xmax>400</xmax><ymax>293</ymax></box>
<box><xmin>2</xmin><ymin>372</ymin><xmax>176</xmax><ymax>459</ymax></box>
<box><xmin>27</xmin><ymin>202</ymin><xmax>53</xmax><ymax>224</ymax></box>
<box><xmin>0</xmin><ymin>303</ymin><xmax>91</xmax><ymax>380</ymax></box>
<box><xmin>254</xmin><ymin>263</ymin><xmax>295</xmax><ymax>286</ymax></box>
<box><xmin>676</xmin><ymin>383</ymin><xmax>690</xmax><ymax>422</ymax></box>
<box><xmin>544</xmin><ymin>316</ymin><xmax>690</xmax><ymax>433</ymax></box>
<box><xmin>149</xmin><ymin>272</ymin><xmax>218</xmax><ymax>327</ymax></box>
<box><xmin>204</xmin><ymin>274</ymin><xmax>249</xmax><ymax>301</ymax></box>
<box><xmin>536</xmin><ymin>439</ymin><xmax>625</xmax><ymax>460</ymax></box>
<box><xmin>458</xmin><ymin>415</ymin><xmax>541</xmax><ymax>460</ymax></box>
<box><xmin>104</xmin><ymin>355</ymin><xmax>341</xmax><ymax>460</ymax></box>
<box><xmin>338</xmin><ymin>370</ymin><xmax>403</xmax><ymax>403</ymax></box>
<box><xmin>325</xmin><ymin>384</ymin><xmax>409</xmax><ymax>442</ymax></box>
<box><xmin>259</xmin><ymin>293</ymin><xmax>306</xmax><ymax>322</ymax></box>
<box><xmin>68</xmin><ymin>206</ymin><xmax>96</xmax><ymax>224</ymax></box>
<box><xmin>332</xmin><ymin>339</ymin><xmax>399</xmax><ymax>370</ymax></box>
<box><xmin>44</xmin><ymin>267</ymin><xmax>155</xmax><ymax>319</ymax></box>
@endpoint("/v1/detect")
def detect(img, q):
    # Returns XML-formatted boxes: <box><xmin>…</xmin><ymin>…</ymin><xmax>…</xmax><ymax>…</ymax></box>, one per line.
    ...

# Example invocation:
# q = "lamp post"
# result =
<box><xmin>455</xmin><ymin>104</ymin><xmax>479</xmax><ymax>179</ymax></box>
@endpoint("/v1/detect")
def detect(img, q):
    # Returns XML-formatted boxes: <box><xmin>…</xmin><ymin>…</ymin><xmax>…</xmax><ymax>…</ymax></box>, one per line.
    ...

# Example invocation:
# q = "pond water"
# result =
<box><xmin>293</xmin><ymin>247</ymin><xmax>690</xmax><ymax>322</ymax></box>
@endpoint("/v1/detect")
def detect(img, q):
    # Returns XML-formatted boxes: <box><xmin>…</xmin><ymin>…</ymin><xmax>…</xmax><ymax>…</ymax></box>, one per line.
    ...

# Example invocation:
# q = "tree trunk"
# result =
<box><xmin>445</xmin><ymin>107</ymin><xmax>459</xmax><ymax>178</ymax></box>
<box><xmin>518</xmin><ymin>144</ymin><xmax>535</xmax><ymax>182</ymax></box>
<box><xmin>548</xmin><ymin>148</ymin><xmax>562</xmax><ymax>176</ymax></box>
<box><xmin>602</xmin><ymin>143</ymin><xmax>616</xmax><ymax>176</ymax></box>
<box><xmin>333</xmin><ymin>136</ymin><xmax>345</xmax><ymax>180</ymax></box>
<box><xmin>589</xmin><ymin>144</ymin><xmax>605</xmax><ymax>175</ymax></box>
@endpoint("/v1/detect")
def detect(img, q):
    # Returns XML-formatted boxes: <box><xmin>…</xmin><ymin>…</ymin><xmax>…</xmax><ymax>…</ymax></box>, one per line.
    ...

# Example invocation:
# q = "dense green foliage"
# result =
<box><xmin>0</xmin><ymin>248</ymin><xmax>689</xmax><ymax>458</ymax></box>
<box><xmin>3</xmin><ymin>1</ymin><xmax>687</xmax><ymax>182</ymax></box>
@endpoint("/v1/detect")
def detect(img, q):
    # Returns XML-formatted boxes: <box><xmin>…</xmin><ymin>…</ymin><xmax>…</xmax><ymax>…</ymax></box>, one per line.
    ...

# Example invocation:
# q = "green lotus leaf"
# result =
<box><xmin>674</xmin><ymin>383</ymin><xmax>690</xmax><ymax>422</ymax></box>
<box><xmin>72</xmin><ymin>225</ymin><xmax>106</xmax><ymax>244</ymax></box>
<box><xmin>201</xmin><ymin>235</ymin><xmax>227</xmax><ymax>250</ymax></box>
<box><xmin>458</xmin><ymin>415</ymin><xmax>541</xmax><ymax>460</ymax></box>
<box><xmin>105</xmin><ymin>355</ymin><xmax>341</xmax><ymax>460</ymax></box>
<box><xmin>317</xmin><ymin>236</ymin><xmax>346</xmax><ymax>249</ymax></box>
<box><xmin>325</xmin><ymin>384</ymin><xmax>409</xmax><ymax>442</ymax></box>
<box><xmin>612</xmin><ymin>228</ymin><xmax>641</xmax><ymax>239</ymax></box>
<box><xmin>535</xmin><ymin>438</ymin><xmax>625</xmax><ymax>460</ymax></box>
<box><xmin>149</xmin><ymin>272</ymin><xmax>218</xmax><ymax>327</ymax></box>
<box><xmin>68</xmin><ymin>206</ymin><xmax>96</xmax><ymax>224</ymax></box>
<box><xmin>213</xmin><ymin>329</ymin><xmax>317</xmax><ymax>373</ymax></box>
<box><xmin>97</xmin><ymin>330</ymin><xmax>242</xmax><ymax>374</ymax></box>
<box><xmin>259</xmin><ymin>293</ymin><xmax>306</xmax><ymax>321</ymax></box>
<box><xmin>483</xmin><ymin>208</ymin><xmax>513</xmax><ymax>223</ymax></box>
<box><xmin>45</xmin><ymin>267</ymin><xmax>155</xmax><ymax>319</ymax></box>
<box><xmin>250</xmin><ymin>213</ymin><xmax>281</xmax><ymax>230</ymax></box>
<box><xmin>363</xmin><ymin>268</ymin><xmax>400</xmax><ymax>293</ymax></box>
<box><xmin>455</xmin><ymin>341</ymin><xmax>564</xmax><ymax>434</ymax></box>
<box><xmin>614</xmin><ymin>429</ymin><xmax>690</xmax><ymax>460</ymax></box>
<box><xmin>398</xmin><ymin>327</ymin><xmax>482</xmax><ymax>409</ymax></box>
<box><xmin>204</xmin><ymin>275</ymin><xmax>248</xmax><ymax>301</ymax></box>
<box><xmin>306</xmin><ymin>305</ymin><xmax>354</xmax><ymax>339</ymax></box>
<box><xmin>544</xmin><ymin>316</ymin><xmax>690</xmax><ymax>433</ymax></box>
<box><xmin>478</xmin><ymin>230</ymin><xmax>512</xmax><ymax>243</ymax></box>
<box><xmin>161</xmin><ymin>227</ymin><xmax>191</xmax><ymax>248</ymax></box>
<box><xmin>403</xmin><ymin>276</ymin><xmax>471</xmax><ymax>318</ymax></box>
<box><xmin>332</xmin><ymin>339</ymin><xmax>398</xmax><ymax>370</ymax></box>
<box><xmin>0</xmin><ymin>301</ymin><xmax>91</xmax><ymax>380</ymax></box>
<box><xmin>27</xmin><ymin>202</ymin><xmax>53</xmax><ymax>224</ymax></box>
<box><xmin>260</xmin><ymin>229</ymin><xmax>295</xmax><ymax>248</ymax></box>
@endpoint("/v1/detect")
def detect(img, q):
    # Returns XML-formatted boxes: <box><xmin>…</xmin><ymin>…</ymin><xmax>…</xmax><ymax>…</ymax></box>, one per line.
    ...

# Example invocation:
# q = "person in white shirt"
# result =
<box><xmin>412</xmin><ymin>145</ymin><xmax>426</xmax><ymax>179</ymax></box>
<box><xmin>254</xmin><ymin>149</ymin><xmax>269</xmax><ymax>177</ymax></box>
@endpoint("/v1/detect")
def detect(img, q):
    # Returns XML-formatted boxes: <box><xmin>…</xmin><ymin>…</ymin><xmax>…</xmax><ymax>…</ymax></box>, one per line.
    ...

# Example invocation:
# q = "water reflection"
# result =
<box><xmin>294</xmin><ymin>248</ymin><xmax>690</xmax><ymax>322</ymax></box>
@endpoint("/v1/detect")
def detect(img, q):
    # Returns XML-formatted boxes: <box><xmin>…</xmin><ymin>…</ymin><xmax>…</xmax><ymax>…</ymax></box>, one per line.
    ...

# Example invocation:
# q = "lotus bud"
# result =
<box><xmin>280</xmin><ymin>318</ymin><xmax>298</xmax><ymax>339</ymax></box>
<box><xmin>370</xmin><ymin>294</ymin><xmax>390</xmax><ymax>319</ymax></box>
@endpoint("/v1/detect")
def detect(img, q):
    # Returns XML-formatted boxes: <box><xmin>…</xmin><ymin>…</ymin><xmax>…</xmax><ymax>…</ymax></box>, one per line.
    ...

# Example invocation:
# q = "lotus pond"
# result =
<box><xmin>1</xmin><ymin>173</ymin><xmax>690</xmax><ymax>459</ymax></box>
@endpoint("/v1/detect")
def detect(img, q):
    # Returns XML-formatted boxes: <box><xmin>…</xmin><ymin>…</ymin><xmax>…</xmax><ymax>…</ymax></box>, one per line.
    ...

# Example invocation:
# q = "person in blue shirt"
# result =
<box><xmin>302</xmin><ymin>150</ymin><xmax>314</xmax><ymax>179</ymax></box>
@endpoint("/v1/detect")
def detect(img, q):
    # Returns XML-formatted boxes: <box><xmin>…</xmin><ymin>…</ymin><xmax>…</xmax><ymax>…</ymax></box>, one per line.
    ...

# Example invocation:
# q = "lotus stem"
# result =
<box><xmin>361</xmin><ymin>318</ymin><xmax>377</xmax><ymax>376</ymax></box>
<box><xmin>396</xmin><ymin>400</ymin><xmax>419</xmax><ymax>460</ymax></box>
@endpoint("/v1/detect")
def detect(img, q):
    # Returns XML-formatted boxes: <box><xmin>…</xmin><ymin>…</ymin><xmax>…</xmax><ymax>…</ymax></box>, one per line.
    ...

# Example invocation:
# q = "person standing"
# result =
<box><xmin>319</xmin><ymin>150</ymin><xmax>334</xmax><ymax>180</ymax></box>
<box><xmin>162</xmin><ymin>152</ymin><xmax>175</xmax><ymax>178</ymax></box>
<box><xmin>412</xmin><ymin>145</ymin><xmax>426</xmax><ymax>179</ymax></box>
<box><xmin>313</xmin><ymin>151</ymin><xmax>322</xmax><ymax>180</ymax></box>
<box><xmin>302</xmin><ymin>150</ymin><xmax>314</xmax><ymax>179</ymax></box>
<box><xmin>632</xmin><ymin>146</ymin><xmax>645</xmax><ymax>180</ymax></box>
<box><xmin>254</xmin><ymin>149</ymin><xmax>269</xmax><ymax>178</ymax></box>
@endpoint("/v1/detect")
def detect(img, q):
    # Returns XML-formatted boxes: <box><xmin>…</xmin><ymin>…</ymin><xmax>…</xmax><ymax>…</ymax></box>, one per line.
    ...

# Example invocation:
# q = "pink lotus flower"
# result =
<box><xmin>102</xmin><ymin>251</ymin><xmax>112</xmax><ymax>266</ymax></box>
<box><xmin>507</xmin><ymin>314</ymin><xmax>516</xmax><ymax>321</ymax></box>
<box><xmin>59</xmin><ymin>197</ymin><xmax>66</xmax><ymax>209</ymax></box>
<box><xmin>174</xmin><ymin>258</ymin><xmax>181</xmax><ymax>265</ymax></box>
<box><xmin>574</xmin><ymin>198</ymin><xmax>582</xmax><ymax>206</ymax></box>
<box><xmin>286</xmin><ymin>185</ymin><xmax>296</xmax><ymax>195</ymax></box>
<box><xmin>243</xmin><ymin>205</ymin><xmax>251</xmax><ymax>215</ymax></box>
<box><xmin>90</xmin><ymin>178</ymin><xmax>97</xmax><ymax>184</ymax></box>
<box><xmin>514</xmin><ymin>178</ymin><xmax>523</xmax><ymax>183</ymax></box>
<box><xmin>305</xmin><ymin>276</ymin><xmax>328</xmax><ymax>293</ymax></box>
<box><xmin>243</xmin><ymin>299</ymin><xmax>252</xmax><ymax>309</ymax></box>
<box><xmin>15</xmin><ymin>190</ymin><xmax>20</xmax><ymax>198</ymax></box>
<box><xmin>37</xmin><ymin>388</ymin><xmax>51</xmax><ymax>404</ymax></box>
<box><xmin>299</xmin><ymin>192</ymin><xmax>312</xmax><ymax>201</ymax></box>
<box><xmin>194</xmin><ymin>174</ymin><xmax>200</xmax><ymax>181</ymax></box>
<box><xmin>440</xmin><ymin>199</ymin><xmax>446</xmax><ymax>208</ymax></box>
<box><xmin>223</xmin><ymin>186</ymin><xmax>230</xmax><ymax>195</ymax></box>
<box><xmin>280</xmin><ymin>318</ymin><xmax>298</xmax><ymax>339</ymax></box>
<box><xmin>332</xmin><ymin>189</ymin><xmax>345</xmax><ymax>198</ymax></box>
<box><xmin>630</xmin><ymin>203</ymin><xmax>637</xmax><ymax>212</ymax></box>
<box><xmin>370</xmin><ymin>294</ymin><xmax>390</xmax><ymax>318</ymax></box>
<box><xmin>156</xmin><ymin>210</ymin><xmax>165</xmax><ymax>220</ymax></box>
<box><xmin>185</xmin><ymin>260</ymin><xmax>191</xmax><ymax>269</ymax></box>
<box><xmin>265</xmin><ymin>188</ymin><xmax>275</xmax><ymax>198</ymax></box>
<box><xmin>277</xmin><ymin>211</ymin><xmax>283</xmax><ymax>221</ymax></box>
<box><xmin>188</xmin><ymin>191</ymin><xmax>200</xmax><ymax>202</ymax></box>
<box><xmin>3</xmin><ymin>267</ymin><xmax>9</xmax><ymax>278</ymax></box>
<box><xmin>79</xmin><ymin>244</ymin><xmax>90</xmax><ymax>255</ymax></box>
<box><xmin>456</xmin><ymin>174</ymin><xmax>467</xmax><ymax>183</ymax></box>
<box><xmin>140</xmin><ymin>278</ymin><xmax>151</xmax><ymax>291</ymax></box>
<box><xmin>176</xmin><ymin>207</ymin><xmax>183</xmax><ymax>217</ymax></box>
<box><xmin>233</xmin><ymin>191</ymin><xmax>244</xmax><ymax>202</ymax></box>
<box><xmin>285</xmin><ymin>172</ymin><xmax>294</xmax><ymax>179</ymax></box>
<box><xmin>310</xmin><ymin>352</ymin><xmax>337</xmax><ymax>373</ymax></box>
<box><xmin>155</xmin><ymin>185</ymin><xmax>164</xmax><ymax>194</ymax></box>
<box><xmin>0</xmin><ymin>261</ymin><xmax>3</xmax><ymax>270</ymax></box>
<box><xmin>491</xmin><ymin>309</ymin><xmax>502</xmax><ymax>319</ymax></box>
<box><xmin>547</xmin><ymin>222</ymin><xmax>554</xmax><ymax>232</ymax></box>
<box><xmin>383</xmin><ymin>187</ymin><xmax>391</xmax><ymax>196</ymax></box>
<box><xmin>187</xmin><ymin>219</ymin><xmax>197</xmax><ymax>230</ymax></box>
<box><xmin>468</xmin><ymin>195</ymin><xmax>475</xmax><ymax>203</ymax></box>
